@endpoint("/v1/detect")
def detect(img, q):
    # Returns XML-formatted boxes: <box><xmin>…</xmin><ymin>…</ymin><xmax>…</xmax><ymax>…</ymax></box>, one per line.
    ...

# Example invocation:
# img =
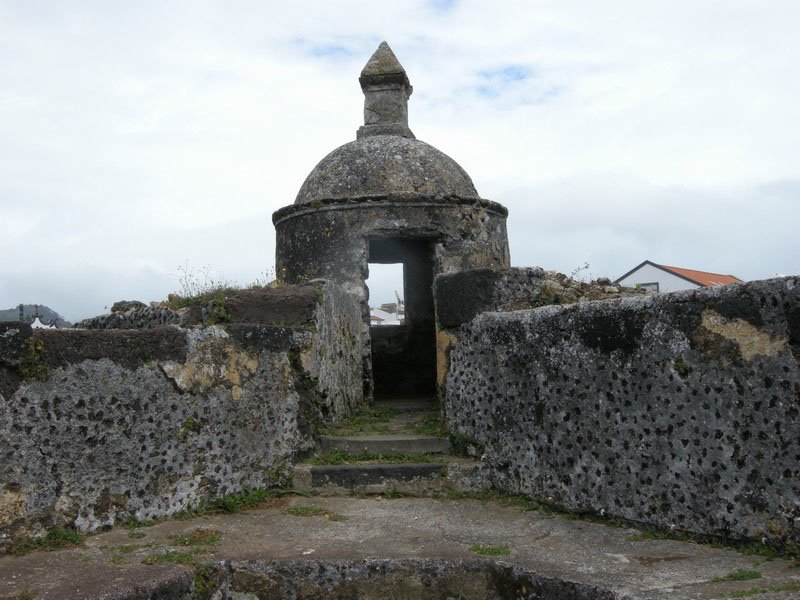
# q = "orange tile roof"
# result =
<box><xmin>658</xmin><ymin>264</ymin><xmax>743</xmax><ymax>287</ymax></box>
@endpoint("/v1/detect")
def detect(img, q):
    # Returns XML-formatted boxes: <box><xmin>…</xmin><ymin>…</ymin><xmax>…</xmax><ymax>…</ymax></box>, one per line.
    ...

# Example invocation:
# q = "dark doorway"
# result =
<box><xmin>367</xmin><ymin>238</ymin><xmax>436</xmax><ymax>398</ymax></box>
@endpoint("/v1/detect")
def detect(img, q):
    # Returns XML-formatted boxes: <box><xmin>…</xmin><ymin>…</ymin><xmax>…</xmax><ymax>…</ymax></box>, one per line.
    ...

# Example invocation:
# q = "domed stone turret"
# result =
<box><xmin>294</xmin><ymin>42</ymin><xmax>479</xmax><ymax>205</ymax></box>
<box><xmin>273</xmin><ymin>42</ymin><xmax>510</xmax><ymax>401</ymax></box>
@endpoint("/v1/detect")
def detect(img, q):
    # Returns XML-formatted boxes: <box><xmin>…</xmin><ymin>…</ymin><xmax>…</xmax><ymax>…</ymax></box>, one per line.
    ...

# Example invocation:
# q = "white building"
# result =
<box><xmin>615</xmin><ymin>260</ymin><xmax>743</xmax><ymax>293</ymax></box>
<box><xmin>369</xmin><ymin>307</ymin><xmax>403</xmax><ymax>326</ymax></box>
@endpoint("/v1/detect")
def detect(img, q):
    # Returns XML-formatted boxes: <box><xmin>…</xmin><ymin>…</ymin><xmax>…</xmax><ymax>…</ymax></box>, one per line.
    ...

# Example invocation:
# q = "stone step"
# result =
<box><xmin>318</xmin><ymin>434</ymin><xmax>450</xmax><ymax>455</ymax></box>
<box><xmin>293</xmin><ymin>457</ymin><xmax>485</xmax><ymax>497</ymax></box>
<box><xmin>374</xmin><ymin>397</ymin><xmax>437</xmax><ymax>413</ymax></box>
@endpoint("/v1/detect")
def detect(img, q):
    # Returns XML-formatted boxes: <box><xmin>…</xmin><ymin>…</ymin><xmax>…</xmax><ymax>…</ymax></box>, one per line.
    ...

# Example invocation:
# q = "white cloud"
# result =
<box><xmin>0</xmin><ymin>1</ymin><xmax>798</xmax><ymax>321</ymax></box>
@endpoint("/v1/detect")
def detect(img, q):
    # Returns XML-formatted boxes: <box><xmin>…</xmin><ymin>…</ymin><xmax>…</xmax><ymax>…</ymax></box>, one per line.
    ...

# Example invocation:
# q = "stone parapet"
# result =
<box><xmin>442</xmin><ymin>276</ymin><xmax>800</xmax><ymax>544</ymax></box>
<box><xmin>0</xmin><ymin>281</ymin><xmax>364</xmax><ymax>546</ymax></box>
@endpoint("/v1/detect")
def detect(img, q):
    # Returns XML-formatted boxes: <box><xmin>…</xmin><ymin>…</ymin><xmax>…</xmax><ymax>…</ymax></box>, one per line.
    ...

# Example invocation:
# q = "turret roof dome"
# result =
<box><xmin>293</xmin><ymin>42</ymin><xmax>480</xmax><ymax>205</ymax></box>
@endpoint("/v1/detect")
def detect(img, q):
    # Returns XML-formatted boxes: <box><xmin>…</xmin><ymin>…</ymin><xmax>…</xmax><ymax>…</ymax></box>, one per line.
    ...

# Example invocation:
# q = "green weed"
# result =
<box><xmin>170</xmin><ymin>529</ymin><xmax>221</xmax><ymax>548</ymax></box>
<box><xmin>711</xmin><ymin>569</ymin><xmax>761</xmax><ymax>582</ymax></box>
<box><xmin>470</xmin><ymin>544</ymin><xmax>510</xmax><ymax>556</ymax></box>
<box><xmin>405</xmin><ymin>412</ymin><xmax>446</xmax><ymax>436</ymax></box>
<box><xmin>449</xmin><ymin>432</ymin><xmax>484</xmax><ymax>457</ymax></box>
<box><xmin>8</xmin><ymin>527</ymin><xmax>83</xmax><ymax>556</ymax></box>
<box><xmin>287</xmin><ymin>505</ymin><xmax>347</xmax><ymax>521</ymax></box>
<box><xmin>323</xmin><ymin>405</ymin><xmax>396</xmax><ymax>435</ymax></box>
<box><xmin>308</xmin><ymin>448</ymin><xmax>441</xmax><ymax>465</ymax></box>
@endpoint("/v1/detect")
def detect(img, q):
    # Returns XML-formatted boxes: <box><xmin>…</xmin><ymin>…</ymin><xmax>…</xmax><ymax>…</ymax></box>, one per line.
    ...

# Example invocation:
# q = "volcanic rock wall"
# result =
<box><xmin>0</xmin><ymin>281</ymin><xmax>364</xmax><ymax>544</ymax></box>
<box><xmin>437</xmin><ymin>271</ymin><xmax>800</xmax><ymax>544</ymax></box>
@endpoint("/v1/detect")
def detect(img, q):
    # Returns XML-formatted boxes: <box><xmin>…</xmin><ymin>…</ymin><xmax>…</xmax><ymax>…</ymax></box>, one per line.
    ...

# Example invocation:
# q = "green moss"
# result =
<box><xmin>142</xmin><ymin>548</ymin><xmax>201</xmax><ymax>565</ymax></box>
<box><xmin>308</xmin><ymin>449</ymin><xmax>441</xmax><ymax>465</ymax></box>
<box><xmin>176</xmin><ymin>416</ymin><xmax>202</xmax><ymax>441</ymax></box>
<box><xmin>165</xmin><ymin>287</ymin><xmax>235</xmax><ymax>310</ymax></box>
<box><xmin>711</xmin><ymin>569</ymin><xmax>761</xmax><ymax>582</ymax></box>
<box><xmin>4</xmin><ymin>589</ymin><xmax>37</xmax><ymax>599</ymax></box>
<box><xmin>9</xmin><ymin>527</ymin><xmax>84</xmax><ymax>556</ymax></box>
<box><xmin>123</xmin><ymin>516</ymin><xmax>154</xmax><ymax>530</ymax></box>
<box><xmin>531</xmin><ymin>285</ymin><xmax>563</xmax><ymax>308</ymax></box>
<box><xmin>728</xmin><ymin>583</ymin><xmax>800</xmax><ymax>598</ymax></box>
<box><xmin>192</xmin><ymin>564</ymin><xmax>219</xmax><ymax>600</ymax></box>
<box><xmin>19</xmin><ymin>336</ymin><xmax>48</xmax><ymax>382</ymax></box>
<box><xmin>170</xmin><ymin>529</ymin><xmax>221</xmax><ymax>547</ymax></box>
<box><xmin>287</xmin><ymin>505</ymin><xmax>347</xmax><ymax>521</ymax></box>
<box><xmin>175</xmin><ymin>486</ymin><xmax>305</xmax><ymax>520</ymax></box>
<box><xmin>405</xmin><ymin>412</ymin><xmax>446</xmax><ymax>437</ymax></box>
<box><xmin>470</xmin><ymin>544</ymin><xmax>510</xmax><ymax>556</ymax></box>
<box><xmin>321</xmin><ymin>404</ymin><xmax>396</xmax><ymax>436</ymax></box>
<box><xmin>449</xmin><ymin>432</ymin><xmax>484</xmax><ymax>457</ymax></box>
<box><xmin>674</xmin><ymin>356</ymin><xmax>690</xmax><ymax>378</ymax></box>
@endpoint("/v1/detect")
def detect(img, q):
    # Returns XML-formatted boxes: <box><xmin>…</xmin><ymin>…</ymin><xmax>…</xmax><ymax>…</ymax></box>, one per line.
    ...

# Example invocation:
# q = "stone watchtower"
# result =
<box><xmin>273</xmin><ymin>42</ymin><xmax>510</xmax><ymax>399</ymax></box>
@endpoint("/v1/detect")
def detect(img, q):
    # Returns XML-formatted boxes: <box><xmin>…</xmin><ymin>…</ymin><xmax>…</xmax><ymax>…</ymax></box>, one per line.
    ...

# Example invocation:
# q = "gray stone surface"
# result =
<box><xmin>318</xmin><ymin>434</ymin><xmax>450</xmax><ymax>455</ymax></box>
<box><xmin>358</xmin><ymin>41</ymin><xmax>414</xmax><ymax>140</ymax></box>
<box><xmin>294</xmin><ymin>136</ymin><xmax>479</xmax><ymax>205</ymax></box>
<box><xmin>0</xmin><ymin>282</ymin><xmax>365</xmax><ymax>543</ymax></box>
<box><xmin>76</xmin><ymin>305</ymin><xmax>184</xmax><ymax>330</ymax></box>
<box><xmin>275</xmin><ymin>42</ymin><xmax>512</xmax><ymax>402</ymax></box>
<box><xmin>2</xmin><ymin>497</ymin><xmax>799</xmax><ymax>599</ymax></box>
<box><xmin>442</xmin><ymin>277</ymin><xmax>800</xmax><ymax>544</ymax></box>
<box><xmin>434</xmin><ymin>266</ymin><xmax>648</xmax><ymax>329</ymax></box>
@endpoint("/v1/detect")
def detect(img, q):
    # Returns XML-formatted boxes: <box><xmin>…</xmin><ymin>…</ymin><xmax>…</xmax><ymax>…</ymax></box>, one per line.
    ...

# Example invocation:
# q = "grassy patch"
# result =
<box><xmin>404</xmin><ymin>412</ymin><xmax>446</xmax><ymax>437</ymax></box>
<box><xmin>449</xmin><ymin>432</ymin><xmax>485</xmax><ymax>457</ymax></box>
<box><xmin>728</xmin><ymin>583</ymin><xmax>800</xmax><ymax>598</ymax></box>
<box><xmin>4</xmin><ymin>589</ymin><xmax>37</xmax><ymax>600</ymax></box>
<box><xmin>711</xmin><ymin>569</ymin><xmax>761</xmax><ymax>582</ymax></box>
<box><xmin>193</xmin><ymin>564</ymin><xmax>220</xmax><ymax>600</ymax></box>
<box><xmin>382</xmin><ymin>486</ymin><xmax>406</xmax><ymax>499</ymax></box>
<box><xmin>123</xmin><ymin>516</ymin><xmax>155</xmax><ymax>530</ymax></box>
<box><xmin>308</xmin><ymin>448</ymin><xmax>441</xmax><ymax>465</ymax></box>
<box><xmin>287</xmin><ymin>505</ymin><xmax>347</xmax><ymax>521</ymax></box>
<box><xmin>625</xmin><ymin>526</ymin><xmax>798</xmax><ymax>562</ymax></box>
<box><xmin>440</xmin><ymin>489</ymin><xmax>553</xmax><ymax>515</ymax></box>
<box><xmin>174</xmin><ymin>486</ymin><xmax>304</xmax><ymax>519</ymax></box>
<box><xmin>19</xmin><ymin>336</ymin><xmax>48</xmax><ymax>382</ymax></box>
<box><xmin>127</xmin><ymin>530</ymin><xmax>147</xmax><ymax>539</ymax></box>
<box><xmin>142</xmin><ymin>549</ymin><xmax>201</xmax><ymax>565</ymax></box>
<box><xmin>470</xmin><ymin>544</ymin><xmax>510</xmax><ymax>556</ymax></box>
<box><xmin>8</xmin><ymin>527</ymin><xmax>84</xmax><ymax>556</ymax></box>
<box><xmin>322</xmin><ymin>405</ymin><xmax>396</xmax><ymax>435</ymax></box>
<box><xmin>170</xmin><ymin>529</ymin><xmax>221</xmax><ymax>548</ymax></box>
<box><xmin>674</xmin><ymin>356</ymin><xmax>690</xmax><ymax>378</ymax></box>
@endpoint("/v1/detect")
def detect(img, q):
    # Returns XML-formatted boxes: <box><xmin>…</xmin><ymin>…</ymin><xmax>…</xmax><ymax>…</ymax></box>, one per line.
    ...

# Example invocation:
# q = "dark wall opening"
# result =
<box><xmin>368</xmin><ymin>238</ymin><xmax>436</xmax><ymax>398</ymax></box>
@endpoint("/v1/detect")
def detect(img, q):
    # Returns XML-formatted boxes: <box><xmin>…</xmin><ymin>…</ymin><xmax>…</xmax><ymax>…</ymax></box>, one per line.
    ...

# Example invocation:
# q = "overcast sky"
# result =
<box><xmin>1</xmin><ymin>1</ymin><xmax>798</xmax><ymax>322</ymax></box>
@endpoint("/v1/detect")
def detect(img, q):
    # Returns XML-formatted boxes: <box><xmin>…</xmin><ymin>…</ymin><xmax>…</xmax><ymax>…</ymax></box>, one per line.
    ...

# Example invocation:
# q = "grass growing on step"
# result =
<box><xmin>4</xmin><ymin>589</ymin><xmax>37</xmax><ymax>600</ymax></box>
<box><xmin>710</xmin><ymin>569</ymin><xmax>761</xmax><ymax>582</ymax></box>
<box><xmin>404</xmin><ymin>412</ymin><xmax>446</xmax><ymax>437</ymax></box>
<box><xmin>8</xmin><ymin>527</ymin><xmax>84</xmax><ymax>556</ymax></box>
<box><xmin>123</xmin><ymin>516</ymin><xmax>154</xmax><ymax>530</ymax></box>
<box><xmin>142</xmin><ymin>548</ymin><xmax>203</xmax><ymax>565</ymax></box>
<box><xmin>174</xmin><ymin>486</ymin><xmax>308</xmax><ymax>519</ymax></box>
<box><xmin>728</xmin><ymin>583</ymin><xmax>800</xmax><ymax>598</ymax></box>
<box><xmin>170</xmin><ymin>529</ymin><xmax>221</xmax><ymax>548</ymax></box>
<box><xmin>441</xmin><ymin>489</ymin><xmax>553</xmax><ymax>515</ymax></box>
<box><xmin>470</xmin><ymin>544</ymin><xmax>510</xmax><ymax>556</ymax></box>
<box><xmin>322</xmin><ymin>404</ymin><xmax>396</xmax><ymax>435</ymax></box>
<box><xmin>287</xmin><ymin>505</ymin><xmax>348</xmax><ymax>521</ymax></box>
<box><xmin>308</xmin><ymin>448</ymin><xmax>442</xmax><ymax>465</ymax></box>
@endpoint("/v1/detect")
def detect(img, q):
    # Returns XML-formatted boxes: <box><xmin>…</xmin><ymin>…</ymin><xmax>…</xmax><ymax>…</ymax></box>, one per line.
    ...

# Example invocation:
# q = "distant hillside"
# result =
<box><xmin>0</xmin><ymin>304</ymin><xmax>72</xmax><ymax>328</ymax></box>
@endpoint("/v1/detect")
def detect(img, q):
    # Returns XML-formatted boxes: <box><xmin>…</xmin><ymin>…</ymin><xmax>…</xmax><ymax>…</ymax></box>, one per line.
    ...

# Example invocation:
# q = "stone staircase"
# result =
<box><xmin>293</xmin><ymin>397</ymin><xmax>486</xmax><ymax>496</ymax></box>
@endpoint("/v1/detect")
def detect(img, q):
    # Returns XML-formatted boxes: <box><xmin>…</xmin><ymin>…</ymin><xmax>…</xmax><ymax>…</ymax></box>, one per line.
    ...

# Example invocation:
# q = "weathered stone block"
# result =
<box><xmin>443</xmin><ymin>277</ymin><xmax>800</xmax><ymax>544</ymax></box>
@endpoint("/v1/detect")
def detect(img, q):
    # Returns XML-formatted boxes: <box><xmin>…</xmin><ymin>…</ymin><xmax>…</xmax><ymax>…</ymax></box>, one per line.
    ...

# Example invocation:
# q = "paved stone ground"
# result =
<box><xmin>1</xmin><ymin>495</ymin><xmax>799</xmax><ymax>599</ymax></box>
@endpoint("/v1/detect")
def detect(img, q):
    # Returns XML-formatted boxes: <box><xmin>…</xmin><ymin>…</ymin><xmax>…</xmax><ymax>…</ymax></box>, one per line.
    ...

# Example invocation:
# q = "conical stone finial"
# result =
<box><xmin>357</xmin><ymin>41</ymin><xmax>415</xmax><ymax>140</ymax></box>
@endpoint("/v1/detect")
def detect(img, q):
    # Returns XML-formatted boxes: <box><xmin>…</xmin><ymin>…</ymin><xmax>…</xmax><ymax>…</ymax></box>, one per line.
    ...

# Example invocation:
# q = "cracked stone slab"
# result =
<box><xmin>1</xmin><ymin>497</ymin><xmax>798</xmax><ymax>599</ymax></box>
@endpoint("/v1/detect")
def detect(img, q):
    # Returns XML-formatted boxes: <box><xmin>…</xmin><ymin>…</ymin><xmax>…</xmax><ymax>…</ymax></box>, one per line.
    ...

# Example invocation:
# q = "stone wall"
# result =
<box><xmin>0</xmin><ymin>281</ymin><xmax>364</xmax><ymax>544</ymax></box>
<box><xmin>438</xmin><ymin>273</ymin><xmax>800</xmax><ymax>544</ymax></box>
